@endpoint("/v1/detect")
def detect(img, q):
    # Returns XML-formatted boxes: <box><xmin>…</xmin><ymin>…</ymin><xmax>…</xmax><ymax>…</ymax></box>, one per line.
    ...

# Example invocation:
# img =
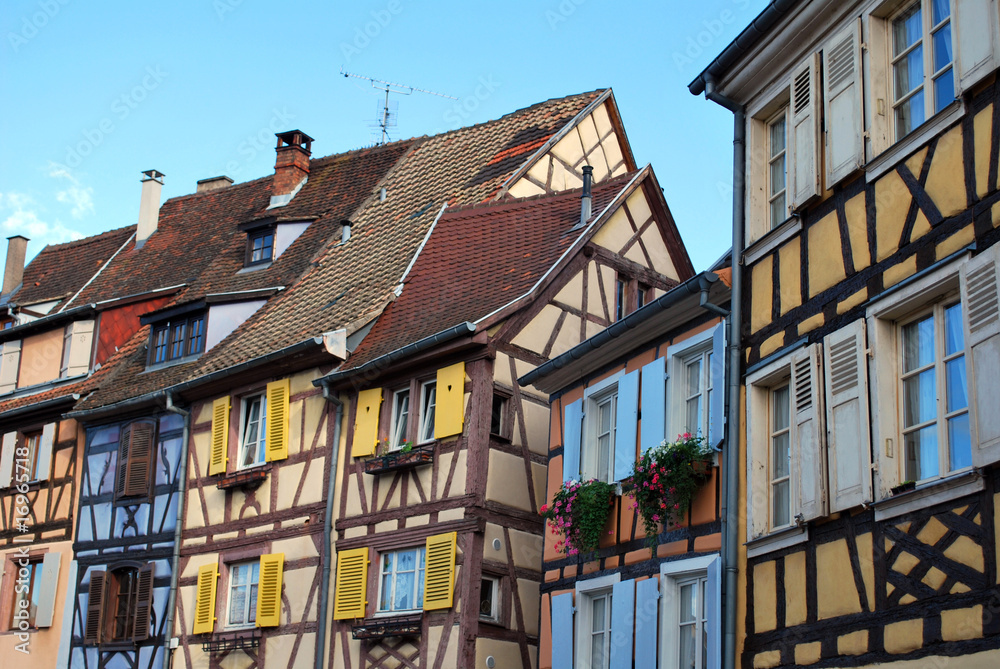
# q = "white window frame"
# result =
<box><xmin>747</xmin><ymin>89</ymin><xmax>792</xmax><ymax>245</ymax></box>
<box><xmin>418</xmin><ymin>380</ymin><xmax>436</xmax><ymax>444</ymax></box>
<box><xmin>375</xmin><ymin>546</ymin><xmax>425</xmax><ymax>615</ymax></box>
<box><xmin>388</xmin><ymin>388</ymin><xmax>411</xmax><ymax>451</ymax></box>
<box><xmin>659</xmin><ymin>555</ymin><xmax>717</xmax><ymax>669</ymax></box>
<box><xmin>666</xmin><ymin>327</ymin><xmax>715</xmax><ymax>441</ymax></box>
<box><xmin>479</xmin><ymin>575</ymin><xmax>501</xmax><ymax>623</ymax></box>
<box><xmin>225</xmin><ymin>560</ymin><xmax>260</xmax><ymax>629</ymax></box>
<box><xmin>765</xmin><ymin>106</ymin><xmax>789</xmax><ymax>231</ymax></box>
<box><xmin>574</xmin><ymin>573</ymin><xmax>620</xmax><ymax>669</ymax></box>
<box><xmin>237</xmin><ymin>393</ymin><xmax>267</xmax><ymax>469</ymax></box>
<box><xmin>582</xmin><ymin>371</ymin><xmax>623</xmax><ymax>483</ymax></box>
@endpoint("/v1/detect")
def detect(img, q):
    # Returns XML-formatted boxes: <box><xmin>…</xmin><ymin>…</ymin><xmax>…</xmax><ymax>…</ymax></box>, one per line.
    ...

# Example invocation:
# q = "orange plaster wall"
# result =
<box><xmin>18</xmin><ymin>329</ymin><xmax>64</xmax><ymax>388</ymax></box>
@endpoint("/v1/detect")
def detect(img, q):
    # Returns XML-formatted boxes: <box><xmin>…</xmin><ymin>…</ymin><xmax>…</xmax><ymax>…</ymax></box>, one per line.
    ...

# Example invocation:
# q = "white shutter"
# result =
<box><xmin>0</xmin><ymin>339</ymin><xmax>21</xmax><ymax>393</ymax></box>
<box><xmin>747</xmin><ymin>384</ymin><xmax>770</xmax><ymax>541</ymax></box>
<box><xmin>824</xmin><ymin>18</ymin><xmax>864</xmax><ymax>187</ymax></box>
<box><xmin>0</xmin><ymin>432</ymin><xmax>15</xmax><ymax>488</ymax></box>
<box><xmin>961</xmin><ymin>244</ymin><xmax>1000</xmax><ymax>465</ymax></box>
<box><xmin>791</xmin><ymin>344</ymin><xmax>827</xmax><ymax>522</ymax></box>
<box><xmin>953</xmin><ymin>0</ymin><xmax>1000</xmax><ymax>94</ymax></box>
<box><xmin>36</xmin><ymin>422</ymin><xmax>56</xmax><ymax>482</ymax></box>
<box><xmin>63</xmin><ymin>319</ymin><xmax>95</xmax><ymax>377</ymax></box>
<box><xmin>790</xmin><ymin>53</ymin><xmax>822</xmax><ymax>209</ymax></box>
<box><xmin>824</xmin><ymin>321</ymin><xmax>873</xmax><ymax>512</ymax></box>
<box><xmin>35</xmin><ymin>551</ymin><xmax>62</xmax><ymax>628</ymax></box>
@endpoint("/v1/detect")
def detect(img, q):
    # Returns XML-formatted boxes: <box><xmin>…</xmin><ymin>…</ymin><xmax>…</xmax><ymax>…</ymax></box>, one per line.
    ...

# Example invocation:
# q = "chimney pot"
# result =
<box><xmin>580</xmin><ymin>165</ymin><xmax>594</xmax><ymax>227</ymax></box>
<box><xmin>196</xmin><ymin>175</ymin><xmax>233</xmax><ymax>193</ymax></box>
<box><xmin>2</xmin><ymin>235</ymin><xmax>29</xmax><ymax>296</ymax></box>
<box><xmin>136</xmin><ymin>170</ymin><xmax>164</xmax><ymax>250</ymax></box>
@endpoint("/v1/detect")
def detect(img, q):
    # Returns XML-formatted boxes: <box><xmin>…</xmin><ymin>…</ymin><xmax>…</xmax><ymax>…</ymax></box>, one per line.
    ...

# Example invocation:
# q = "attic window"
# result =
<box><xmin>149</xmin><ymin>313</ymin><xmax>206</xmax><ymax>366</ymax></box>
<box><xmin>247</xmin><ymin>228</ymin><xmax>275</xmax><ymax>266</ymax></box>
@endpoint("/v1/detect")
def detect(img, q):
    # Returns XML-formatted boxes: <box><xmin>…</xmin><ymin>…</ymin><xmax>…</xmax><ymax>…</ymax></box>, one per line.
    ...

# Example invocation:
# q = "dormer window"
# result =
<box><xmin>238</xmin><ymin>217</ymin><xmax>315</xmax><ymax>270</ymax></box>
<box><xmin>147</xmin><ymin>312</ymin><xmax>206</xmax><ymax>366</ymax></box>
<box><xmin>247</xmin><ymin>228</ymin><xmax>275</xmax><ymax>265</ymax></box>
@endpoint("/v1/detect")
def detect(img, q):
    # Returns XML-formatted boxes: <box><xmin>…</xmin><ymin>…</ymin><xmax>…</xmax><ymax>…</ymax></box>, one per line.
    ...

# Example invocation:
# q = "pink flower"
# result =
<box><xmin>540</xmin><ymin>504</ymin><xmax>548</xmax><ymax>514</ymax></box>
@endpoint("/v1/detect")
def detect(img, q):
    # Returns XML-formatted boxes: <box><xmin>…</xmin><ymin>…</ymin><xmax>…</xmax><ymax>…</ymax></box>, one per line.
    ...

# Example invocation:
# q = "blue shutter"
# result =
<box><xmin>610</xmin><ymin>579</ymin><xmax>635</xmax><ymax>669</ymax></box>
<box><xmin>563</xmin><ymin>399</ymin><xmax>583</xmax><ymax>483</ymax></box>
<box><xmin>551</xmin><ymin>592</ymin><xmax>575</xmax><ymax>669</ymax></box>
<box><xmin>709</xmin><ymin>322</ymin><xmax>727</xmax><ymax>448</ymax></box>
<box><xmin>640</xmin><ymin>357</ymin><xmax>666</xmax><ymax>453</ymax></box>
<box><xmin>614</xmin><ymin>370</ymin><xmax>639</xmax><ymax>482</ymax></box>
<box><xmin>706</xmin><ymin>556</ymin><xmax>722</xmax><ymax>669</ymax></box>
<box><xmin>634</xmin><ymin>578</ymin><xmax>660</xmax><ymax>668</ymax></box>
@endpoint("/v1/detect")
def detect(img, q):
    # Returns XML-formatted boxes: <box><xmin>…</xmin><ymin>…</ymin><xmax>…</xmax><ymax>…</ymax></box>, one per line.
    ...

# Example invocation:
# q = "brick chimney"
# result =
<box><xmin>136</xmin><ymin>169</ymin><xmax>165</xmax><ymax>249</ymax></box>
<box><xmin>2</xmin><ymin>235</ymin><xmax>28</xmax><ymax>295</ymax></box>
<box><xmin>270</xmin><ymin>130</ymin><xmax>313</xmax><ymax>207</ymax></box>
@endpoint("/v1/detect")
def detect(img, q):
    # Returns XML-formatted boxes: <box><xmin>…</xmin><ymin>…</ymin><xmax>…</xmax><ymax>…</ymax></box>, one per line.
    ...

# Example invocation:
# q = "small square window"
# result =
<box><xmin>479</xmin><ymin>576</ymin><xmax>500</xmax><ymax>623</ymax></box>
<box><xmin>148</xmin><ymin>313</ymin><xmax>207</xmax><ymax>366</ymax></box>
<box><xmin>377</xmin><ymin>547</ymin><xmax>425</xmax><ymax>613</ymax></box>
<box><xmin>490</xmin><ymin>393</ymin><xmax>509</xmax><ymax>438</ymax></box>
<box><xmin>615</xmin><ymin>277</ymin><xmax>626</xmax><ymax>322</ymax></box>
<box><xmin>418</xmin><ymin>381</ymin><xmax>436</xmax><ymax>444</ymax></box>
<box><xmin>239</xmin><ymin>394</ymin><xmax>267</xmax><ymax>469</ymax></box>
<box><xmin>227</xmin><ymin>561</ymin><xmax>260</xmax><ymax>628</ymax></box>
<box><xmin>248</xmin><ymin>229</ymin><xmax>274</xmax><ymax>265</ymax></box>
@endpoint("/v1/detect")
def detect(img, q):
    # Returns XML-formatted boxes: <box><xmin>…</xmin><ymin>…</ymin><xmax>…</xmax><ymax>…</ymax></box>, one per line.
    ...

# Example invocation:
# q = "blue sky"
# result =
<box><xmin>0</xmin><ymin>0</ymin><xmax>768</xmax><ymax>270</ymax></box>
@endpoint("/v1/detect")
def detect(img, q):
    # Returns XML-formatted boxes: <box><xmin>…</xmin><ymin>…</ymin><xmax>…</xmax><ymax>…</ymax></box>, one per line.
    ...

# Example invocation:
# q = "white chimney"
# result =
<box><xmin>136</xmin><ymin>170</ymin><xmax>165</xmax><ymax>249</ymax></box>
<box><xmin>2</xmin><ymin>235</ymin><xmax>28</xmax><ymax>295</ymax></box>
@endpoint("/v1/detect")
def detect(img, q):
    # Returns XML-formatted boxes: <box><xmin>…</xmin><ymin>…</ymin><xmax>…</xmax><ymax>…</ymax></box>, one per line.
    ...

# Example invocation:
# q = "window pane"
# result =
<box><xmin>895</xmin><ymin>44</ymin><xmax>924</xmax><ymax>99</ymax></box>
<box><xmin>686</xmin><ymin>360</ymin><xmax>702</xmax><ymax>396</ymax></box>
<box><xmin>394</xmin><ymin>571</ymin><xmax>415</xmax><ymax>610</ymax></box>
<box><xmin>229</xmin><ymin>585</ymin><xmax>246</xmax><ymax>625</ymax></box>
<box><xmin>772</xmin><ymin>432</ymin><xmax>790</xmax><ymax>479</ymax></box>
<box><xmin>421</xmin><ymin>383</ymin><xmax>437</xmax><ymax>442</ymax></box>
<box><xmin>591</xmin><ymin>635</ymin><xmax>606</xmax><ymax>669</ymax></box>
<box><xmin>905</xmin><ymin>425</ymin><xmax>939</xmax><ymax>480</ymax></box>
<box><xmin>945</xmin><ymin>357</ymin><xmax>967</xmax><ymax>412</ymax></box>
<box><xmin>903</xmin><ymin>316</ymin><xmax>935</xmax><ymax>371</ymax></box>
<box><xmin>248</xmin><ymin>582</ymin><xmax>258</xmax><ymax>623</ymax></box>
<box><xmin>895</xmin><ymin>91</ymin><xmax>925</xmax><ymax>137</ymax></box>
<box><xmin>934</xmin><ymin>68</ymin><xmax>954</xmax><ymax>113</ymax></box>
<box><xmin>769</xmin><ymin>195</ymin><xmax>786</xmax><ymax>229</ymax></box>
<box><xmin>380</xmin><ymin>573</ymin><xmax>392</xmax><ymax>610</ymax></box>
<box><xmin>680</xmin><ymin>583</ymin><xmax>696</xmax><ymax>623</ymax></box>
<box><xmin>948</xmin><ymin>413</ymin><xmax>972</xmax><ymax>470</ymax></box>
<box><xmin>931</xmin><ymin>0</ymin><xmax>949</xmax><ymax>25</ymax></box>
<box><xmin>480</xmin><ymin>579</ymin><xmax>495</xmax><ymax>618</ymax></box>
<box><xmin>903</xmin><ymin>369</ymin><xmax>936</xmax><ymax>427</ymax></box>
<box><xmin>679</xmin><ymin>623</ymin><xmax>697</xmax><ymax>669</ymax></box>
<box><xmin>944</xmin><ymin>304</ymin><xmax>963</xmax><ymax>354</ymax></box>
<box><xmin>773</xmin><ymin>480</ymin><xmax>790</xmax><ymax>527</ymax></box>
<box><xmin>687</xmin><ymin>397</ymin><xmax>702</xmax><ymax>436</ymax></box>
<box><xmin>772</xmin><ymin>387</ymin><xmax>790</xmax><ymax>431</ymax></box>
<box><xmin>932</xmin><ymin>25</ymin><xmax>952</xmax><ymax>72</ymax></box>
<box><xmin>893</xmin><ymin>5</ymin><xmax>922</xmax><ymax>56</ymax></box>
<box><xmin>768</xmin><ymin>116</ymin><xmax>785</xmax><ymax>155</ymax></box>
<box><xmin>591</xmin><ymin>596</ymin><xmax>606</xmax><ymax>633</ymax></box>
<box><xmin>397</xmin><ymin>550</ymin><xmax>415</xmax><ymax>571</ymax></box>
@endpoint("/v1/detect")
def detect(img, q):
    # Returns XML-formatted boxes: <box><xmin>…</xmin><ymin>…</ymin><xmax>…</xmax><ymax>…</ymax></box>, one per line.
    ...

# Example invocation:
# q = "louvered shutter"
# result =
<box><xmin>634</xmin><ymin>578</ymin><xmax>659</xmax><ymax>667</ymax></box>
<box><xmin>116</xmin><ymin>423</ymin><xmax>132</xmax><ymax>497</ymax></box>
<box><xmin>640</xmin><ymin>357</ymin><xmax>666</xmax><ymax>452</ymax></box>
<box><xmin>748</xmin><ymin>390</ymin><xmax>770</xmax><ymax>541</ymax></box>
<box><xmin>209</xmin><ymin>397</ymin><xmax>230</xmax><ymax>475</ymax></box>
<box><xmin>63</xmin><ymin>319</ymin><xmax>95</xmax><ymax>377</ymax></box>
<box><xmin>351</xmin><ymin>388</ymin><xmax>383</xmax><ymax>457</ymax></box>
<box><xmin>265</xmin><ymin>379</ymin><xmax>290</xmax><ymax>462</ymax></box>
<box><xmin>0</xmin><ymin>432</ymin><xmax>15</xmax><ymax>488</ymax></box>
<box><xmin>791</xmin><ymin>345</ymin><xmax>827</xmax><ymax>522</ymax></box>
<box><xmin>953</xmin><ymin>0</ymin><xmax>1000</xmax><ymax>94</ymax></box>
<box><xmin>824</xmin><ymin>320</ymin><xmax>873</xmax><ymax>512</ymax></box>
<box><xmin>710</xmin><ymin>322</ymin><xmax>727</xmax><ymax>448</ymax></box>
<box><xmin>132</xmin><ymin>563</ymin><xmax>155</xmax><ymax>641</ymax></box>
<box><xmin>961</xmin><ymin>244</ymin><xmax>1000</xmax><ymax>465</ymax></box>
<box><xmin>123</xmin><ymin>420</ymin><xmax>155</xmax><ymax>497</ymax></box>
<box><xmin>85</xmin><ymin>570</ymin><xmax>106</xmax><ymax>645</ymax></box>
<box><xmin>550</xmin><ymin>592</ymin><xmax>575</xmax><ymax>669</ymax></box>
<box><xmin>563</xmin><ymin>399</ymin><xmax>583</xmax><ymax>483</ymax></box>
<box><xmin>192</xmin><ymin>563</ymin><xmax>218</xmax><ymax>634</ymax></box>
<box><xmin>0</xmin><ymin>340</ymin><xmax>21</xmax><ymax>394</ymax></box>
<box><xmin>434</xmin><ymin>362</ymin><xmax>466</xmax><ymax>439</ymax></box>
<box><xmin>333</xmin><ymin>547</ymin><xmax>369</xmax><ymax>619</ymax></box>
<box><xmin>609</xmin><ymin>579</ymin><xmax>635</xmax><ymax>669</ymax></box>
<box><xmin>35</xmin><ymin>551</ymin><xmax>61</xmax><ymax>628</ymax></box>
<box><xmin>824</xmin><ymin>18</ymin><xmax>864</xmax><ymax>187</ymax></box>
<box><xmin>423</xmin><ymin>532</ymin><xmax>457</xmax><ymax>611</ymax></box>
<box><xmin>790</xmin><ymin>53</ymin><xmax>822</xmax><ymax>209</ymax></box>
<box><xmin>614</xmin><ymin>370</ymin><xmax>639</xmax><ymax>482</ymax></box>
<box><xmin>256</xmin><ymin>553</ymin><xmax>284</xmax><ymax>627</ymax></box>
<box><xmin>706</xmin><ymin>556</ymin><xmax>722</xmax><ymax>669</ymax></box>
<box><xmin>36</xmin><ymin>423</ymin><xmax>56</xmax><ymax>482</ymax></box>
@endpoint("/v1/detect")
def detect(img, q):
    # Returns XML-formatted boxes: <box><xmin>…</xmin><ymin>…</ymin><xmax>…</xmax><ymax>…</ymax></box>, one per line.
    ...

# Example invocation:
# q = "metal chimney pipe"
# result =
<box><xmin>580</xmin><ymin>165</ymin><xmax>593</xmax><ymax>227</ymax></box>
<box><xmin>2</xmin><ymin>235</ymin><xmax>28</xmax><ymax>295</ymax></box>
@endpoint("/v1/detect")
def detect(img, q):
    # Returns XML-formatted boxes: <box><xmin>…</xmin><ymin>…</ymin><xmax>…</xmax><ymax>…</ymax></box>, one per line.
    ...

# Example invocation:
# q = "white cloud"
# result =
<box><xmin>48</xmin><ymin>163</ymin><xmax>95</xmax><ymax>219</ymax></box>
<box><xmin>0</xmin><ymin>191</ymin><xmax>84</xmax><ymax>251</ymax></box>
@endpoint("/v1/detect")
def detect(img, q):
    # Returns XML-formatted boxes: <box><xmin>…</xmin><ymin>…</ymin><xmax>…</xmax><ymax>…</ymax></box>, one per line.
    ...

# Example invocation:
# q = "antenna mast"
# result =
<box><xmin>340</xmin><ymin>67</ymin><xmax>457</xmax><ymax>145</ymax></box>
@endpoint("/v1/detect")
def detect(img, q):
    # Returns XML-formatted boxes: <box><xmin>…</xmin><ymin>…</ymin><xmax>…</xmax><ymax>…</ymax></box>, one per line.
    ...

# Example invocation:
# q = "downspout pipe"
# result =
<box><xmin>163</xmin><ymin>392</ymin><xmax>190</xmax><ymax>669</ymax></box>
<box><xmin>316</xmin><ymin>383</ymin><xmax>343</xmax><ymax>669</ymax></box>
<box><xmin>704</xmin><ymin>74</ymin><xmax>745</xmax><ymax>669</ymax></box>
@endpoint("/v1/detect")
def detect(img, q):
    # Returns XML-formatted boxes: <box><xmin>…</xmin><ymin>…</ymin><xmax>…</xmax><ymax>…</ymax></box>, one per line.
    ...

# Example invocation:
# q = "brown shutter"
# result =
<box><xmin>132</xmin><ymin>563</ymin><xmax>155</xmax><ymax>642</ymax></box>
<box><xmin>116</xmin><ymin>424</ymin><xmax>132</xmax><ymax>497</ymax></box>
<box><xmin>124</xmin><ymin>421</ymin><xmax>156</xmax><ymax>497</ymax></box>
<box><xmin>85</xmin><ymin>570</ymin><xmax>107</xmax><ymax>645</ymax></box>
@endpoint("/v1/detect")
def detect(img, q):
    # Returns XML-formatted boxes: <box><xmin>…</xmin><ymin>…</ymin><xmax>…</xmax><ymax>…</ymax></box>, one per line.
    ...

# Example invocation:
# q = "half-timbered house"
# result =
<box><xmin>319</xmin><ymin>156</ymin><xmax>693</xmax><ymax>668</ymax></box>
<box><xmin>519</xmin><ymin>266</ymin><xmax>731</xmax><ymax>669</ymax></box>
<box><xmin>690</xmin><ymin>1</ymin><xmax>1000</xmax><ymax>667</ymax></box>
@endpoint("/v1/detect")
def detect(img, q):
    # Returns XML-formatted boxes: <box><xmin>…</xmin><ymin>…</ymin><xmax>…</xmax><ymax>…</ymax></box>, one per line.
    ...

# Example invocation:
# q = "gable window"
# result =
<box><xmin>766</xmin><ymin>107</ymin><xmax>788</xmax><ymax>229</ymax></box>
<box><xmin>891</xmin><ymin>0</ymin><xmax>953</xmax><ymax>139</ymax></box>
<box><xmin>389</xmin><ymin>388</ymin><xmax>411</xmax><ymax>450</ymax></box>
<box><xmin>418</xmin><ymin>381</ymin><xmax>436</xmax><ymax>444</ymax></box>
<box><xmin>248</xmin><ymin>228</ymin><xmax>274</xmax><ymax>265</ymax></box>
<box><xmin>227</xmin><ymin>561</ymin><xmax>260</xmax><ymax>628</ymax></box>
<box><xmin>149</xmin><ymin>313</ymin><xmax>206</xmax><ymax>365</ymax></box>
<box><xmin>239</xmin><ymin>394</ymin><xmax>267</xmax><ymax>469</ymax></box>
<box><xmin>377</xmin><ymin>547</ymin><xmax>425</xmax><ymax>613</ymax></box>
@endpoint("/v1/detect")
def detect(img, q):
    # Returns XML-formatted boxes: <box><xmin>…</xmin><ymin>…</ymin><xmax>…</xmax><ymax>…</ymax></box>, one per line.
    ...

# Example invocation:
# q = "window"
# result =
<box><xmin>682</xmin><ymin>351</ymin><xmax>713</xmax><ymax>438</ymax></box>
<box><xmin>899</xmin><ymin>300</ymin><xmax>970</xmax><ymax>481</ymax></box>
<box><xmin>563</xmin><ymin>369</ymin><xmax>639</xmax><ymax>485</ymax></box>
<box><xmin>377</xmin><ymin>547</ymin><xmax>425</xmax><ymax>613</ymax></box>
<box><xmin>585</xmin><ymin>386</ymin><xmax>617</xmax><ymax>483</ymax></box>
<box><xmin>766</xmin><ymin>107</ymin><xmax>788</xmax><ymax>229</ymax></box>
<box><xmin>418</xmin><ymin>381</ymin><xmax>436</xmax><ymax>444</ymax></box>
<box><xmin>769</xmin><ymin>385</ymin><xmax>792</xmax><ymax>529</ymax></box>
<box><xmin>226</xmin><ymin>561</ymin><xmax>260</xmax><ymax>627</ymax></box>
<box><xmin>891</xmin><ymin>0</ymin><xmax>953</xmax><ymax>139</ymax></box>
<box><xmin>479</xmin><ymin>576</ymin><xmax>500</xmax><ymax>623</ymax></box>
<box><xmin>149</xmin><ymin>313</ymin><xmax>206</xmax><ymax>365</ymax></box>
<box><xmin>85</xmin><ymin>563</ymin><xmax>154</xmax><ymax>644</ymax></box>
<box><xmin>637</xmin><ymin>284</ymin><xmax>650</xmax><ymax>309</ymax></box>
<box><xmin>664</xmin><ymin>323</ymin><xmax>725</xmax><ymax>447</ymax></box>
<box><xmin>490</xmin><ymin>392</ymin><xmax>509</xmax><ymax>438</ymax></box>
<box><xmin>110</xmin><ymin>567</ymin><xmax>138</xmax><ymax>641</ymax></box>
<box><xmin>389</xmin><ymin>388</ymin><xmax>411</xmax><ymax>451</ymax></box>
<box><xmin>571</xmin><ymin>573</ymin><xmax>620</xmax><ymax>669</ymax></box>
<box><xmin>10</xmin><ymin>558</ymin><xmax>43</xmax><ymax>629</ymax></box>
<box><xmin>238</xmin><ymin>394</ymin><xmax>267</xmax><ymax>469</ymax></box>
<box><xmin>23</xmin><ymin>431</ymin><xmax>41</xmax><ymax>482</ymax></box>
<box><xmin>248</xmin><ymin>228</ymin><xmax>274</xmax><ymax>265</ymax></box>
<box><xmin>660</xmin><ymin>556</ymin><xmax>721</xmax><ymax>669</ymax></box>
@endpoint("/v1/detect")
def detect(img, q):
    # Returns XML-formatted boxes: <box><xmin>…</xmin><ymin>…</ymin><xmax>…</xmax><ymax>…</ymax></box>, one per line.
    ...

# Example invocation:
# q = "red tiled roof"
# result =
<box><xmin>343</xmin><ymin>172</ymin><xmax>636</xmax><ymax>368</ymax></box>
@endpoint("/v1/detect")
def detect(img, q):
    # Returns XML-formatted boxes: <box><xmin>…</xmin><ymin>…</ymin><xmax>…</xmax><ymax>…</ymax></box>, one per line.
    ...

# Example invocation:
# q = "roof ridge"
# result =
<box><xmin>32</xmin><ymin>224</ymin><xmax>135</xmax><ymax>254</ymax></box>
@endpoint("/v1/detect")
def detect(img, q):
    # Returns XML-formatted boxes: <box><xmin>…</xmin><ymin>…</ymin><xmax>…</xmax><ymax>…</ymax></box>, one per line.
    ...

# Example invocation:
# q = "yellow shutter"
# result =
<box><xmin>209</xmin><ymin>397</ymin><xmax>230</xmax><ymax>476</ymax></box>
<box><xmin>333</xmin><ymin>547</ymin><xmax>369</xmax><ymax>619</ymax></box>
<box><xmin>433</xmin><ymin>362</ymin><xmax>465</xmax><ymax>439</ymax></box>
<box><xmin>192</xmin><ymin>563</ymin><xmax>218</xmax><ymax>634</ymax></box>
<box><xmin>265</xmin><ymin>379</ymin><xmax>290</xmax><ymax>462</ymax></box>
<box><xmin>423</xmin><ymin>531</ymin><xmax>457</xmax><ymax>611</ymax></box>
<box><xmin>256</xmin><ymin>553</ymin><xmax>284</xmax><ymax>627</ymax></box>
<box><xmin>351</xmin><ymin>389</ymin><xmax>383</xmax><ymax>457</ymax></box>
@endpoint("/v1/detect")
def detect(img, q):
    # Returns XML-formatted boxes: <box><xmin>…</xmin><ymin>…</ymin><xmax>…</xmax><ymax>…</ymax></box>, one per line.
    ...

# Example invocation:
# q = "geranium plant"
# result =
<box><xmin>629</xmin><ymin>433</ymin><xmax>714</xmax><ymax>544</ymax></box>
<box><xmin>540</xmin><ymin>478</ymin><xmax>616</xmax><ymax>557</ymax></box>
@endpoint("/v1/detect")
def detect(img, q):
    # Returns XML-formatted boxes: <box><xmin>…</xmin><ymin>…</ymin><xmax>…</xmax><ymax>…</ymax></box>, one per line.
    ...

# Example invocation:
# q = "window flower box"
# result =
<box><xmin>352</xmin><ymin>613</ymin><xmax>423</xmax><ymax>639</ymax></box>
<box><xmin>217</xmin><ymin>465</ymin><xmax>270</xmax><ymax>490</ymax></box>
<box><xmin>363</xmin><ymin>444</ymin><xmax>434</xmax><ymax>475</ymax></box>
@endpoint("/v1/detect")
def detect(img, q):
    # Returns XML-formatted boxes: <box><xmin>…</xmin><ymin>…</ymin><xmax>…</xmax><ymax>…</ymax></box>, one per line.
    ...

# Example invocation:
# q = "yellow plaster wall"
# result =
<box><xmin>436</xmin><ymin>450</ymin><xmax>467</xmax><ymax>499</ymax></box>
<box><xmin>485</xmin><ymin>450</ymin><xmax>532</xmax><ymax>511</ymax></box>
<box><xmin>586</xmin><ymin>261</ymin><xmax>605</xmax><ymax>318</ymax></box>
<box><xmin>974</xmin><ymin>105</ymin><xmax>995</xmax><ymax>198</ymax></box>
<box><xmin>923</xmin><ymin>125</ymin><xmax>965</xmax><ymax>219</ymax></box>
<box><xmin>795</xmin><ymin>642</ymin><xmax>822</xmax><ymax>666</ymax></box>
<box><xmin>522</xmin><ymin>400</ymin><xmax>550</xmax><ymax>455</ymax></box>
<box><xmin>426</xmin><ymin>623</ymin><xmax>460</xmax><ymax>668</ymax></box>
<box><xmin>753</xmin><ymin>561</ymin><xmax>777</xmax><ymax>632</ymax></box>
<box><xmin>838</xmin><ymin>287</ymin><xmax>868</xmax><ymax>315</ymax></box>
<box><xmin>511</xmin><ymin>304</ymin><xmax>561</xmax><ymax>355</ymax></box>
<box><xmin>844</xmin><ymin>192</ymin><xmax>870</xmax><ymax>270</ymax></box>
<box><xmin>476</xmin><ymin>639</ymin><xmax>531</xmax><ymax>669</ymax></box>
<box><xmin>591</xmin><ymin>203</ymin><xmax>635</xmax><ymax>253</ymax></box>
<box><xmin>883</xmin><ymin>255</ymin><xmax>917</xmax><ymax>288</ymax></box>
<box><xmin>778</xmin><ymin>238</ymin><xmax>801</xmax><ymax>314</ymax></box>
<box><xmin>884</xmin><ymin>618</ymin><xmax>923</xmax><ymax>655</ymax></box>
<box><xmin>519</xmin><ymin>577</ymin><xmax>541</xmax><ymax>635</ymax></box>
<box><xmin>553</xmin><ymin>271</ymin><xmax>584</xmax><ymax>311</ymax></box>
<box><xmin>784</xmin><ymin>551</ymin><xmax>807</xmax><ymax>626</ymax></box>
<box><xmin>874</xmin><ymin>170</ymin><xmax>911</xmax><ymax>261</ymax></box>
<box><xmin>750</xmin><ymin>255</ymin><xmax>773</xmax><ymax>333</ymax></box>
<box><xmin>837</xmin><ymin>629</ymin><xmax>867</xmax><ymax>656</ymax></box>
<box><xmin>549</xmin><ymin>312</ymin><xmax>582</xmax><ymax>358</ymax></box>
<box><xmin>807</xmin><ymin>211</ymin><xmax>846</xmax><ymax>297</ymax></box>
<box><xmin>18</xmin><ymin>329</ymin><xmax>63</xmax><ymax>387</ymax></box>
<box><xmin>816</xmin><ymin>539</ymin><xmax>862</xmax><ymax>619</ymax></box>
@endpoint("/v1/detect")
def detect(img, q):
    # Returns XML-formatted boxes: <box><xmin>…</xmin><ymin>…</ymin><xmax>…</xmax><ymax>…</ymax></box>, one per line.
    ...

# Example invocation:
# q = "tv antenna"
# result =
<box><xmin>340</xmin><ymin>67</ymin><xmax>457</xmax><ymax>145</ymax></box>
